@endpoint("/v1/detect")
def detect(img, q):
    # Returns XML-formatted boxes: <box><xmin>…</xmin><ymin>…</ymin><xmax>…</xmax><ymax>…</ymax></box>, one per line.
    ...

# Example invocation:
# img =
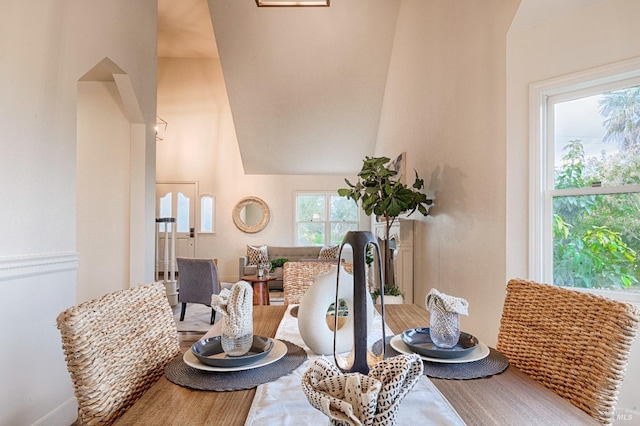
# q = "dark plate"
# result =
<box><xmin>401</xmin><ymin>328</ymin><xmax>478</xmax><ymax>359</ymax></box>
<box><xmin>191</xmin><ymin>335</ymin><xmax>274</xmax><ymax>367</ymax></box>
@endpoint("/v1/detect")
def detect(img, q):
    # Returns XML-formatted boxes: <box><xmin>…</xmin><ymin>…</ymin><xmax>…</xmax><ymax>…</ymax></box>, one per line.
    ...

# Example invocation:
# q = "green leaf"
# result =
<box><xmin>336</xmin><ymin>155</ymin><xmax>434</xmax><ymax>255</ymax></box>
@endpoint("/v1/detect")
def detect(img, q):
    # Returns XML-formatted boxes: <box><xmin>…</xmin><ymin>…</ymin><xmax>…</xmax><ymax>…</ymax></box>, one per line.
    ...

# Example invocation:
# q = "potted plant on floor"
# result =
<box><xmin>338</xmin><ymin>156</ymin><xmax>433</xmax><ymax>303</ymax></box>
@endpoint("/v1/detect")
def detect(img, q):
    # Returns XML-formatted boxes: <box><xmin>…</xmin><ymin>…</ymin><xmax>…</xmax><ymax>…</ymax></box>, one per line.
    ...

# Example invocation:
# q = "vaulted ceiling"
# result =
<box><xmin>157</xmin><ymin>0</ymin><xmax>608</xmax><ymax>175</ymax></box>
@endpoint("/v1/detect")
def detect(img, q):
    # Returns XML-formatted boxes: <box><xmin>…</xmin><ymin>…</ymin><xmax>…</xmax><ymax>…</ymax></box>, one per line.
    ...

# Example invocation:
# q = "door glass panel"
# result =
<box><xmin>177</xmin><ymin>192</ymin><xmax>190</xmax><ymax>233</ymax></box>
<box><xmin>159</xmin><ymin>193</ymin><xmax>172</xmax><ymax>231</ymax></box>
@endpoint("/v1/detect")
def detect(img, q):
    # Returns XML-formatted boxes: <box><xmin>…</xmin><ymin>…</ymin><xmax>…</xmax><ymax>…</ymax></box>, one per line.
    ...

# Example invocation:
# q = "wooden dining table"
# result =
<box><xmin>114</xmin><ymin>304</ymin><xmax>597</xmax><ymax>425</ymax></box>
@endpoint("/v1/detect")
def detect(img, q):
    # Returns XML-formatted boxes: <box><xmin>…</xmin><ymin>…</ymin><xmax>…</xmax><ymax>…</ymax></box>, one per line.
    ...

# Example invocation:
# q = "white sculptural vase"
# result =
<box><xmin>297</xmin><ymin>264</ymin><xmax>374</xmax><ymax>356</ymax></box>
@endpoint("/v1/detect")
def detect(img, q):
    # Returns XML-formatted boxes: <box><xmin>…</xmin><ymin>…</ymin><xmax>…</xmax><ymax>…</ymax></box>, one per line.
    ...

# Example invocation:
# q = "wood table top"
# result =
<box><xmin>114</xmin><ymin>304</ymin><xmax>597</xmax><ymax>426</ymax></box>
<box><xmin>241</xmin><ymin>274</ymin><xmax>277</xmax><ymax>283</ymax></box>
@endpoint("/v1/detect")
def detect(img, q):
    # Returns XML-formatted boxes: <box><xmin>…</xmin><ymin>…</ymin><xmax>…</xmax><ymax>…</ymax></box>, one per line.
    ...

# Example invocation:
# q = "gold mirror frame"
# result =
<box><xmin>232</xmin><ymin>196</ymin><xmax>270</xmax><ymax>233</ymax></box>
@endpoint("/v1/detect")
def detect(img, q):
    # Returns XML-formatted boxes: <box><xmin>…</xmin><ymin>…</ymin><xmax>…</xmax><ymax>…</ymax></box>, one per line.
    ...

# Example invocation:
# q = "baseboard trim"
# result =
<box><xmin>0</xmin><ymin>252</ymin><xmax>78</xmax><ymax>282</ymax></box>
<box><xmin>33</xmin><ymin>396</ymin><xmax>77</xmax><ymax>426</ymax></box>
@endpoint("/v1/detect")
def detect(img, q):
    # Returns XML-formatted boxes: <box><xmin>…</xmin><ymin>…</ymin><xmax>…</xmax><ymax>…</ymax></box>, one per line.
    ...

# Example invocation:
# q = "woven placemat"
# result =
<box><xmin>373</xmin><ymin>338</ymin><xmax>509</xmax><ymax>380</ymax></box>
<box><xmin>165</xmin><ymin>340</ymin><xmax>307</xmax><ymax>391</ymax></box>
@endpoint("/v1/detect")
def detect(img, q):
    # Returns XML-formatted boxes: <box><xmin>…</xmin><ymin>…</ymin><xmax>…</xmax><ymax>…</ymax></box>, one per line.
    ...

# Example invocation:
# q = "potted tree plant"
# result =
<box><xmin>338</xmin><ymin>156</ymin><xmax>433</xmax><ymax>303</ymax></box>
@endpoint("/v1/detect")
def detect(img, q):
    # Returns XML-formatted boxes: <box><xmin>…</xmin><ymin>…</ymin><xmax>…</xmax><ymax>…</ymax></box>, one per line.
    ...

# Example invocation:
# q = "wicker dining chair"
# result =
<box><xmin>497</xmin><ymin>278</ymin><xmax>640</xmax><ymax>425</ymax></box>
<box><xmin>283</xmin><ymin>261</ymin><xmax>352</xmax><ymax>304</ymax></box>
<box><xmin>57</xmin><ymin>282</ymin><xmax>180</xmax><ymax>425</ymax></box>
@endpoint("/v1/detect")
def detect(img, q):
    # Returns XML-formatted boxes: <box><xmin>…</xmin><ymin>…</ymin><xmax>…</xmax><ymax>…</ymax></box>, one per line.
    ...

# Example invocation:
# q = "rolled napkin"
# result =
<box><xmin>211</xmin><ymin>281</ymin><xmax>253</xmax><ymax>355</ymax></box>
<box><xmin>425</xmin><ymin>288</ymin><xmax>469</xmax><ymax>348</ymax></box>
<box><xmin>302</xmin><ymin>354</ymin><xmax>423</xmax><ymax>425</ymax></box>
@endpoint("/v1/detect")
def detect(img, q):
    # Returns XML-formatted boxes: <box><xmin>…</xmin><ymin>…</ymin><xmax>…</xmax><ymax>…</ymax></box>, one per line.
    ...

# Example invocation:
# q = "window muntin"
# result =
<box><xmin>295</xmin><ymin>192</ymin><xmax>358</xmax><ymax>246</ymax></box>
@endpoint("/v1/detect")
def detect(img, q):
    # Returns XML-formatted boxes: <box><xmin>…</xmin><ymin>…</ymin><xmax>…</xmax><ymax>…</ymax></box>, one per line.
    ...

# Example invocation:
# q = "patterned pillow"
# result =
<box><xmin>318</xmin><ymin>245</ymin><xmax>339</xmax><ymax>260</ymax></box>
<box><xmin>247</xmin><ymin>245</ymin><xmax>268</xmax><ymax>265</ymax></box>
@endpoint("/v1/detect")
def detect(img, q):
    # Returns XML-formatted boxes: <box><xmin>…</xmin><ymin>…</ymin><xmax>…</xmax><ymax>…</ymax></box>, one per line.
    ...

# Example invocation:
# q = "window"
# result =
<box><xmin>531</xmin><ymin>59</ymin><xmax>640</xmax><ymax>297</ymax></box>
<box><xmin>200</xmin><ymin>195</ymin><xmax>215</xmax><ymax>233</ymax></box>
<box><xmin>295</xmin><ymin>192</ymin><xmax>358</xmax><ymax>246</ymax></box>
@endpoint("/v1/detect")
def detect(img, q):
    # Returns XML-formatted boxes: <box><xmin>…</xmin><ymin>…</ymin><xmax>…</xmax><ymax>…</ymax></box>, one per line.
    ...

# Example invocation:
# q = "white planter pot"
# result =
<box><xmin>375</xmin><ymin>294</ymin><xmax>404</xmax><ymax>305</ymax></box>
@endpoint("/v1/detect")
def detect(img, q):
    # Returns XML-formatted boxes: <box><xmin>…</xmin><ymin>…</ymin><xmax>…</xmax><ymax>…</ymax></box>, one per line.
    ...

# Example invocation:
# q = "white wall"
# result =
<box><xmin>156</xmin><ymin>57</ymin><xmax>361</xmax><ymax>282</ymax></box>
<box><xmin>506</xmin><ymin>0</ymin><xmax>640</xmax><ymax>417</ymax></box>
<box><xmin>77</xmin><ymin>81</ymin><xmax>131</xmax><ymax>302</ymax></box>
<box><xmin>375</xmin><ymin>0</ymin><xmax>519</xmax><ymax>348</ymax></box>
<box><xmin>0</xmin><ymin>1</ymin><xmax>157</xmax><ymax>424</ymax></box>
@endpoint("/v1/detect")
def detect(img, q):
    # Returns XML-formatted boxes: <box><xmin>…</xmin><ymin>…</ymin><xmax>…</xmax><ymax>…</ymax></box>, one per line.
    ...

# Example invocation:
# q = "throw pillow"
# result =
<box><xmin>247</xmin><ymin>245</ymin><xmax>268</xmax><ymax>265</ymax></box>
<box><xmin>318</xmin><ymin>245</ymin><xmax>339</xmax><ymax>260</ymax></box>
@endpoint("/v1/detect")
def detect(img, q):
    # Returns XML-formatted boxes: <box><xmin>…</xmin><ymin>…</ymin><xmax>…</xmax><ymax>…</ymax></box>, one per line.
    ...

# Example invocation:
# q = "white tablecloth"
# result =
<box><xmin>244</xmin><ymin>305</ymin><xmax>466</xmax><ymax>425</ymax></box>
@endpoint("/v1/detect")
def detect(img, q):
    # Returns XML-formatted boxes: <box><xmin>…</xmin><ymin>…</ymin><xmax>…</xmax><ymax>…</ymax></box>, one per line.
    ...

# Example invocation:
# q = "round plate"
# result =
<box><xmin>401</xmin><ymin>328</ymin><xmax>478</xmax><ymax>359</ymax></box>
<box><xmin>390</xmin><ymin>334</ymin><xmax>490</xmax><ymax>364</ymax></box>
<box><xmin>191</xmin><ymin>335</ymin><xmax>274</xmax><ymax>367</ymax></box>
<box><xmin>184</xmin><ymin>339</ymin><xmax>287</xmax><ymax>372</ymax></box>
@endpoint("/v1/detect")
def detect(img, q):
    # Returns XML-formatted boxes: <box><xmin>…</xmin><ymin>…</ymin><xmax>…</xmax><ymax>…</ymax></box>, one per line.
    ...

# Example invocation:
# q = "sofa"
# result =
<box><xmin>239</xmin><ymin>245</ymin><xmax>344</xmax><ymax>291</ymax></box>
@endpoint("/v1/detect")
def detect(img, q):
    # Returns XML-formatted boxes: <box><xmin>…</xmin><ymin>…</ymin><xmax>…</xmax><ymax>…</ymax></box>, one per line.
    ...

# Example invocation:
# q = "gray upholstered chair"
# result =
<box><xmin>177</xmin><ymin>257</ymin><xmax>220</xmax><ymax>324</ymax></box>
<box><xmin>56</xmin><ymin>282</ymin><xmax>180</xmax><ymax>425</ymax></box>
<box><xmin>497</xmin><ymin>278</ymin><xmax>640</xmax><ymax>425</ymax></box>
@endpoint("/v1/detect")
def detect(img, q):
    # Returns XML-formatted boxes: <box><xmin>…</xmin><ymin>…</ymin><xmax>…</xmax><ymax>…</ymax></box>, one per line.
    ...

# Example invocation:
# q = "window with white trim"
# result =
<box><xmin>200</xmin><ymin>195</ymin><xmax>215</xmax><ymax>233</ymax></box>
<box><xmin>531</xmin><ymin>60</ymin><xmax>640</xmax><ymax>298</ymax></box>
<box><xmin>295</xmin><ymin>192</ymin><xmax>358</xmax><ymax>246</ymax></box>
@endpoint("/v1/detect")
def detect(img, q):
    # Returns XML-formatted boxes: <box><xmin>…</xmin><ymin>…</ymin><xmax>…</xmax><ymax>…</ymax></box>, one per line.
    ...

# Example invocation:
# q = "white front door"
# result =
<box><xmin>156</xmin><ymin>183</ymin><xmax>196</xmax><ymax>274</ymax></box>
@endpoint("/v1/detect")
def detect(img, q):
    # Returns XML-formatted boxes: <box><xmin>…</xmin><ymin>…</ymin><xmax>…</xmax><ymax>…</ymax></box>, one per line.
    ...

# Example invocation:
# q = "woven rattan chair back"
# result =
<box><xmin>57</xmin><ymin>282</ymin><xmax>180</xmax><ymax>425</ymax></box>
<box><xmin>497</xmin><ymin>278</ymin><xmax>640</xmax><ymax>425</ymax></box>
<box><xmin>283</xmin><ymin>261</ymin><xmax>353</xmax><ymax>304</ymax></box>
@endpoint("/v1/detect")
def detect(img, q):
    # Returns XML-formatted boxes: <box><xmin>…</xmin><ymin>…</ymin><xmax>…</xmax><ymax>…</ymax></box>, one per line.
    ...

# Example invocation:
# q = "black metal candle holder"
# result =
<box><xmin>333</xmin><ymin>231</ymin><xmax>386</xmax><ymax>374</ymax></box>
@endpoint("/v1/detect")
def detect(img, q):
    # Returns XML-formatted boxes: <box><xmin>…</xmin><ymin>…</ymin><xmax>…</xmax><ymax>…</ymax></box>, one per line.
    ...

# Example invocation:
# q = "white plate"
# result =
<box><xmin>183</xmin><ymin>339</ymin><xmax>287</xmax><ymax>372</ymax></box>
<box><xmin>390</xmin><ymin>334</ymin><xmax>490</xmax><ymax>364</ymax></box>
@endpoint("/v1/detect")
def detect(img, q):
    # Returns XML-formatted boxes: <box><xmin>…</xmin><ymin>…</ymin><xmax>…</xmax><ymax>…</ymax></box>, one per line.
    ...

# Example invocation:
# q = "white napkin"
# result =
<box><xmin>211</xmin><ymin>281</ymin><xmax>253</xmax><ymax>339</ymax></box>
<box><xmin>425</xmin><ymin>288</ymin><xmax>469</xmax><ymax>316</ymax></box>
<box><xmin>302</xmin><ymin>355</ymin><xmax>423</xmax><ymax>425</ymax></box>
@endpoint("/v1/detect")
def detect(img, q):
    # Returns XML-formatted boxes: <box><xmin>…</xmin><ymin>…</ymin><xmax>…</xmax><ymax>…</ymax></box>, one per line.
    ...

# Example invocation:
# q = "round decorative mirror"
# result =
<box><xmin>232</xmin><ymin>196</ymin><xmax>270</xmax><ymax>233</ymax></box>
